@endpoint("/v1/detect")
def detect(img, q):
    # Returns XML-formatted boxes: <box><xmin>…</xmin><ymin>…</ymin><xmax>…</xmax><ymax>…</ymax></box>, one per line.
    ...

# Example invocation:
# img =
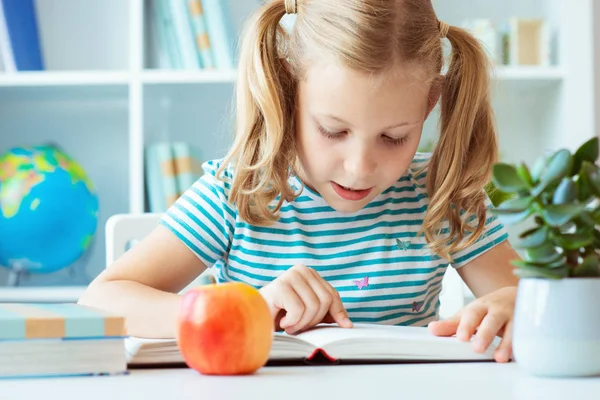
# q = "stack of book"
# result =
<box><xmin>0</xmin><ymin>302</ymin><xmax>127</xmax><ymax>379</ymax></box>
<box><xmin>150</xmin><ymin>0</ymin><xmax>236</xmax><ymax>70</ymax></box>
<box><xmin>145</xmin><ymin>141</ymin><xmax>204</xmax><ymax>212</ymax></box>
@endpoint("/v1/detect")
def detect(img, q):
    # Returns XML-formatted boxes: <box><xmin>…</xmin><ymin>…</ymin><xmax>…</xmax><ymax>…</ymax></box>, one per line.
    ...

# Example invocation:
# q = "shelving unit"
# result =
<box><xmin>0</xmin><ymin>0</ymin><xmax>598</xmax><ymax>301</ymax></box>
<box><xmin>494</xmin><ymin>66</ymin><xmax>565</xmax><ymax>81</ymax></box>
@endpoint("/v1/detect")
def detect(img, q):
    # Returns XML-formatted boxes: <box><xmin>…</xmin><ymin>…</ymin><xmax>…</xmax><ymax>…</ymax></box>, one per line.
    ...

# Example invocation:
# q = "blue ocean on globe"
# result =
<box><xmin>0</xmin><ymin>145</ymin><xmax>99</xmax><ymax>274</ymax></box>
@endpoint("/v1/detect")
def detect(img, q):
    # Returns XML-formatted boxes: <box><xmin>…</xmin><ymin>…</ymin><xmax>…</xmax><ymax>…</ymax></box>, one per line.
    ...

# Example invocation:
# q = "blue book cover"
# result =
<box><xmin>157</xmin><ymin>0</ymin><xmax>184</xmax><ymax>69</ymax></box>
<box><xmin>169</xmin><ymin>0</ymin><xmax>201</xmax><ymax>69</ymax></box>
<box><xmin>0</xmin><ymin>0</ymin><xmax>44</xmax><ymax>71</ymax></box>
<box><xmin>145</xmin><ymin>142</ymin><xmax>180</xmax><ymax>212</ymax></box>
<box><xmin>0</xmin><ymin>303</ymin><xmax>125</xmax><ymax>340</ymax></box>
<box><xmin>186</xmin><ymin>0</ymin><xmax>215</xmax><ymax>69</ymax></box>
<box><xmin>172</xmin><ymin>141</ymin><xmax>203</xmax><ymax>194</ymax></box>
<box><xmin>202</xmin><ymin>0</ymin><xmax>235</xmax><ymax>69</ymax></box>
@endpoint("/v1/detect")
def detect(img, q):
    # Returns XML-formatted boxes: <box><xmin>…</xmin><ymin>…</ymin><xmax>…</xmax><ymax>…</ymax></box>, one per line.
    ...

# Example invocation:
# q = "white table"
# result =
<box><xmin>1</xmin><ymin>363</ymin><xmax>599</xmax><ymax>400</ymax></box>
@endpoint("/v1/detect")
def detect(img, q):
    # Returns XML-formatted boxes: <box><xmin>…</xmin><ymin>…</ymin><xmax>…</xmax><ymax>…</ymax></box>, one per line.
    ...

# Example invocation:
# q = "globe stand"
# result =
<box><xmin>5</xmin><ymin>262</ymin><xmax>29</xmax><ymax>287</ymax></box>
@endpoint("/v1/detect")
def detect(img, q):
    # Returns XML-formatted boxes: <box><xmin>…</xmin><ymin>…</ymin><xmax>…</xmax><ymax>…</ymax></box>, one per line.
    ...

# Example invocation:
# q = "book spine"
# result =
<box><xmin>146</xmin><ymin>142</ymin><xmax>179</xmax><ymax>211</ymax></box>
<box><xmin>145</xmin><ymin>143</ymin><xmax>166</xmax><ymax>212</ymax></box>
<box><xmin>0</xmin><ymin>1</ymin><xmax>15</xmax><ymax>72</ymax></box>
<box><xmin>157</xmin><ymin>0</ymin><xmax>184</xmax><ymax>69</ymax></box>
<box><xmin>149</xmin><ymin>0</ymin><xmax>172</xmax><ymax>69</ymax></box>
<box><xmin>0</xmin><ymin>0</ymin><xmax>43</xmax><ymax>71</ymax></box>
<box><xmin>172</xmin><ymin>141</ymin><xmax>203</xmax><ymax>194</ymax></box>
<box><xmin>0</xmin><ymin>303</ymin><xmax>125</xmax><ymax>340</ymax></box>
<box><xmin>186</xmin><ymin>0</ymin><xmax>215</xmax><ymax>69</ymax></box>
<box><xmin>202</xmin><ymin>0</ymin><xmax>234</xmax><ymax>69</ymax></box>
<box><xmin>169</xmin><ymin>0</ymin><xmax>201</xmax><ymax>70</ymax></box>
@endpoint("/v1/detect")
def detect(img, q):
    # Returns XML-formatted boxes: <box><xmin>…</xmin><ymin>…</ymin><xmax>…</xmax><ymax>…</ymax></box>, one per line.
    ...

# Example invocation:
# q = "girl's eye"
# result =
<box><xmin>318</xmin><ymin>125</ymin><xmax>346</xmax><ymax>139</ymax></box>
<box><xmin>383</xmin><ymin>135</ymin><xmax>409</xmax><ymax>147</ymax></box>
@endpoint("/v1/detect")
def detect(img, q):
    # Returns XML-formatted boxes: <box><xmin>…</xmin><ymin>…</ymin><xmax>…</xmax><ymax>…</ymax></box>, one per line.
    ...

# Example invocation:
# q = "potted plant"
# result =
<box><xmin>491</xmin><ymin>136</ymin><xmax>600</xmax><ymax>378</ymax></box>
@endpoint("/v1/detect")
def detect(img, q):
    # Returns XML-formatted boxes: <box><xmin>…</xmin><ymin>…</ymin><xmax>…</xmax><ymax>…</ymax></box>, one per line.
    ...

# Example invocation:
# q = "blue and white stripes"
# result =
<box><xmin>161</xmin><ymin>153</ymin><xmax>508</xmax><ymax>327</ymax></box>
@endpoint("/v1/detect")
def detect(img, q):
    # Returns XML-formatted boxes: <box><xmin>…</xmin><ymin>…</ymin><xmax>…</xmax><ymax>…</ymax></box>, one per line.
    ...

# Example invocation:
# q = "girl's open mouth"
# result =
<box><xmin>331</xmin><ymin>182</ymin><xmax>372</xmax><ymax>201</ymax></box>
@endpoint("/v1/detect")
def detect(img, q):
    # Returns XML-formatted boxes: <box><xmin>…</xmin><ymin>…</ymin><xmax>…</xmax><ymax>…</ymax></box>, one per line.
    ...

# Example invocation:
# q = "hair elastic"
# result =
<box><xmin>438</xmin><ymin>20</ymin><xmax>450</xmax><ymax>38</ymax></box>
<box><xmin>284</xmin><ymin>0</ymin><xmax>297</xmax><ymax>14</ymax></box>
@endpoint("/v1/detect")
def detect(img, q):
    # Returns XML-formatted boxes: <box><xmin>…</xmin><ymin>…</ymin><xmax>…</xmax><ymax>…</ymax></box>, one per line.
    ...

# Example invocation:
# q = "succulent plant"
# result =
<box><xmin>491</xmin><ymin>137</ymin><xmax>600</xmax><ymax>279</ymax></box>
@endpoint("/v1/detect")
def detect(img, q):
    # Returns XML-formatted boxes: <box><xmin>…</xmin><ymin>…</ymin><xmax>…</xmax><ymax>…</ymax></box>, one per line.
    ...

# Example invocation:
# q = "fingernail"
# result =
<box><xmin>473</xmin><ymin>338</ymin><xmax>485</xmax><ymax>352</ymax></box>
<box><xmin>499</xmin><ymin>349</ymin><xmax>511</xmax><ymax>362</ymax></box>
<box><xmin>342</xmin><ymin>318</ymin><xmax>353</xmax><ymax>327</ymax></box>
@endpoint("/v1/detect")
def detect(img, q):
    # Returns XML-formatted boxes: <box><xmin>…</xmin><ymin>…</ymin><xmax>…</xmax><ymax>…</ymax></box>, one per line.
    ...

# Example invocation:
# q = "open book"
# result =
<box><xmin>125</xmin><ymin>323</ymin><xmax>499</xmax><ymax>366</ymax></box>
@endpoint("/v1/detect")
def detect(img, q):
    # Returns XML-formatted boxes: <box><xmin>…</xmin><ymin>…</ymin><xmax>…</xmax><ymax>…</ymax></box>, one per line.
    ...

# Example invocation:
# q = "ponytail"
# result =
<box><xmin>217</xmin><ymin>0</ymin><xmax>298</xmax><ymax>225</ymax></box>
<box><xmin>422</xmin><ymin>25</ymin><xmax>498</xmax><ymax>261</ymax></box>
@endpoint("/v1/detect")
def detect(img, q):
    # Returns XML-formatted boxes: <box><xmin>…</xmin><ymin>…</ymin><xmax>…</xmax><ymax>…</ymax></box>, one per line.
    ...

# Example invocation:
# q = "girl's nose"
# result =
<box><xmin>343</xmin><ymin>144</ymin><xmax>377</xmax><ymax>180</ymax></box>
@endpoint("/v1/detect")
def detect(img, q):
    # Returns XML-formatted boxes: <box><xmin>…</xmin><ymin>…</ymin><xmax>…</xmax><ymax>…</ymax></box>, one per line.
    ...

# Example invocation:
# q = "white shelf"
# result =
<box><xmin>494</xmin><ymin>66</ymin><xmax>565</xmax><ymax>81</ymax></box>
<box><xmin>141</xmin><ymin>70</ymin><xmax>237</xmax><ymax>85</ymax></box>
<box><xmin>0</xmin><ymin>67</ymin><xmax>564</xmax><ymax>91</ymax></box>
<box><xmin>0</xmin><ymin>71</ymin><xmax>130</xmax><ymax>87</ymax></box>
<box><xmin>0</xmin><ymin>286</ymin><xmax>86</xmax><ymax>303</ymax></box>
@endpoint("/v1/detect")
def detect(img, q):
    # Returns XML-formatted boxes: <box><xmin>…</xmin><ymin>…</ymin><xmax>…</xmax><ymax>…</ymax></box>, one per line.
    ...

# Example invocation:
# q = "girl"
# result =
<box><xmin>79</xmin><ymin>0</ymin><xmax>520</xmax><ymax>363</ymax></box>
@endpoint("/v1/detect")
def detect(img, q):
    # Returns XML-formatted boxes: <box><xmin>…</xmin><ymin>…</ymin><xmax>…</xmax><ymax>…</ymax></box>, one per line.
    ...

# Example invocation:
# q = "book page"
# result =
<box><xmin>293</xmin><ymin>323</ymin><xmax>498</xmax><ymax>361</ymax></box>
<box><xmin>292</xmin><ymin>323</ymin><xmax>446</xmax><ymax>348</ymax></box>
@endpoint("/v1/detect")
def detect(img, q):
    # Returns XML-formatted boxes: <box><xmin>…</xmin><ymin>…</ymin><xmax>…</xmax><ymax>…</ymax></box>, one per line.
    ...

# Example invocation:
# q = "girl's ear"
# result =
<box><xmin>426</xmin><ymin>75</ymin><xmax>444</xmax><ymax>118</ymax></box>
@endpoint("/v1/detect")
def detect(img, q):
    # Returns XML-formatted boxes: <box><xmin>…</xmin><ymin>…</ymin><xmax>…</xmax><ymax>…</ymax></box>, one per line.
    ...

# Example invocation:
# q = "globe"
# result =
<box><xmin>0</xmin><ymin>145</ymin><xmax>99</xmax><ymax>275</ymax></box>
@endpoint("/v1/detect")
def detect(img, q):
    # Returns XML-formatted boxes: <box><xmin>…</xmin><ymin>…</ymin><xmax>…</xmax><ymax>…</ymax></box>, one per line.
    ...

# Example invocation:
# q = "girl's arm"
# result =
<box><xmin>78</xmin><ymin>224</ymin><xmax>207</xmax><ymax>338</ymax></box>
<box><xmin>456</xmin><ymin>240</ymin><xmax>520</xmax><ymax>297</ymax></box>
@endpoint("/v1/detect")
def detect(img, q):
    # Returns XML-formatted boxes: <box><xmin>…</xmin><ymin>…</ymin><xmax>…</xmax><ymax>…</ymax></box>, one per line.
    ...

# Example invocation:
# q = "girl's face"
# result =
<box><xmin>295</xmin><ymin>63</ymin><xmax>436</xmax><ymax>212</ymax></box>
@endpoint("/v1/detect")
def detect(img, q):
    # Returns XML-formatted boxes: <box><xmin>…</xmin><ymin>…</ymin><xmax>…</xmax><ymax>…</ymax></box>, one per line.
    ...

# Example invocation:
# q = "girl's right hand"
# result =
<box><xmin>259</xmin><ymin>265</ymin><xmax>353</xmax><ymax>334</ymax></box>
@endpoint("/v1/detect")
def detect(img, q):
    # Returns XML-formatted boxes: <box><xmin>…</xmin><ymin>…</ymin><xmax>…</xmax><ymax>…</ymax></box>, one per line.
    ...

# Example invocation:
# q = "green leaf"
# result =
<box><xmin>593</xmin><ymin>229</ymin><xmax>600</xmax><ymax>247</ymax></box>
<box><xmin>492</xmin><ymin>163</ymin><xmax>529</xmax><ymax>193</ymax></box>
<box><xmin>577</xmin><ymin>210</ymin><xmax>597</xmax><ymax>227</ymax></box>
<box><xmin>584</xmin><ymin>162</ymin><xmax>600</xmax><ymax>197</ymax></box>
<box><xmin>519</xmin><ymin>225</ymin><xmax>542</xmax><ymax>239</ymax></box>
<box><xmin>517</xmin><ymin>226</ymin><xmax>548</xmax><ymax>248</ymax></box>
<box><xmin>532</xmin><ymin>150</ymin><xmax>573</xmax><ymax>196</ymax></box>
<box><xmin>512</xmin><ymin>261</ymin><xmax>568</xmax><ymax>279</ymax></box>
<box><xmin>516</xmin><ymin>163</ymin><xmax>533</xmax><ymax>188</ymax></box>
<box><xmin>493</xmin><ymin>208</ymin><xmax>533</xmax><ymax>225</ymax></box>
<box><xmin>525</xmin><ymin>242</ymin><xmax>561</xmax><ymax>264</ymax></box>
<box><xmin>497</xmin><ymin>196</ymin><xmax>534</xmax><ymax>212</ymax></box>
<box><xmin>552</xmin><ymin>178</ymin><xmax>577</xmax><ymax>204</ymax></box>
<box><xmin>573</xmin><ymin>137</ymin><xmax>599</xmax><ymax>175</ymax></box>
<box><xmin>552</xmin><ymin>231</ymin><xmax>594</xmax><ymax>250</ymax></box>
<box><xmin>593</xmin><ymin>207</ymin><xmax>600</xmax><ymax>224</ymax></box>
<box><xmin>541</xmin><ymin>204</ymin><xmax>586</xmax><ymax>227</ymax></box>
<box><xmin>573</xmin><ymin>254</ymin><xmax>600</xmax><ymax>277</ymax></box>
<box><xmin>484</xmin><ymin>182</ymin><xmax>514</xmax><ymax>207</ymax></box>
<box><xmin>547</xmin><ymin>258</ymin><xmax>567</xmax><ymax>269</ymax></box>
<box><xmin>530</xmin><ymin>155</ymin><xmax>548</xmax><ymax>184</ymax></box>
<box><xmin>577</xmin><ymin>171</ymin><xmax>593</xmax><ymax>202</ymax></box>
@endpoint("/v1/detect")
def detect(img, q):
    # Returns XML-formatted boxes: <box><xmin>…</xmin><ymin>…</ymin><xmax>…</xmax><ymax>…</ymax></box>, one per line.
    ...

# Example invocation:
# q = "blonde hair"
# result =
<box><xmin>217</xmin><ymin>0</ymin><xmax>497</xmax><ymax>261</ymax></box>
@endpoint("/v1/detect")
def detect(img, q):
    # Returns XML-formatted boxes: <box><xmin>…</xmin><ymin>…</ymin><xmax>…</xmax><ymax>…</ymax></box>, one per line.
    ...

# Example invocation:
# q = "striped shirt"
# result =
<box><xmin>161</xmin><ymin>153</ymin><xmax>508</xmax><ymax>327</ymax></box>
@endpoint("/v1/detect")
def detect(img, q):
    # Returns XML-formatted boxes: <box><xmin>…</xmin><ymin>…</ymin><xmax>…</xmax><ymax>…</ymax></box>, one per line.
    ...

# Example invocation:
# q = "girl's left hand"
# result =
<box><xmin>428</xmin><ymin>286</ymin><xmax>517</xmax><ymax>363</ymax></box>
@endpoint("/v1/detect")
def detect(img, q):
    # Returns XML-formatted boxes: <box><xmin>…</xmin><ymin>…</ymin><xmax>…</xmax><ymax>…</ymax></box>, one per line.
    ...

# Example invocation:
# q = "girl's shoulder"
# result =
<box><xmin>197</xmin><ymin>158</ymin><xmax>235</xmax><ymax>200</ymax></box>
<box><xmin>201</xmin><ymin>158</ymin><xmax>233</xmax><ymax>180</ymax></box>
<box><xmin>410</xmin><ymin>151</ymin><xmax>432</xmax><ymax>170</ymax></box>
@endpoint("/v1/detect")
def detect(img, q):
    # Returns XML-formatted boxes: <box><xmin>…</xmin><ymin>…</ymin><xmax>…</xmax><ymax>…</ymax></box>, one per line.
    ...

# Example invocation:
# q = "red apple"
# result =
<box><xmin>177</xmin><ymin>281</ymin><xmax>273</xmax><ymax>375</ymax></box>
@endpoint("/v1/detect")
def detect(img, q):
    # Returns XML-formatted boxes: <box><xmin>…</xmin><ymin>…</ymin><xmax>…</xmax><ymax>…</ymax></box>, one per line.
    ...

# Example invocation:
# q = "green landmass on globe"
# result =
<box><xmin>0</xmin><ymin>145</ymin><xmax>99</xmax><ymax>276</ymax></box>
<box><xmin>0</xmin><ymin>146</ymin><xmax>94</xmax><ymax>219</ymax></box>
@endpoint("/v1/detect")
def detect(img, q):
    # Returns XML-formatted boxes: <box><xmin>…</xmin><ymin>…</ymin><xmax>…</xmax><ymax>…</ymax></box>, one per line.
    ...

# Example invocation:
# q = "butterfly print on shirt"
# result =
<box><xmin>412</xmin><ymin>301</ymin><xmax>424</xmax><ymax>312</ymax></box>
<box><xmin>396</xmin><ymin>238</ymin><xmax>410</xmax><ymax>251</ymax></box>
<box><xmin>353</xmin><ymin>276</ymin><xmax>369</xmax><ymax>290</ymax></box>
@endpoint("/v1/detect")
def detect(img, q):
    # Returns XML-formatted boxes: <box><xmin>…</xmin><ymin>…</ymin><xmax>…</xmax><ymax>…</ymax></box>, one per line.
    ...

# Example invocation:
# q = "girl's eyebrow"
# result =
<box><xmin>316</xmin><ymin>113</ymin><xmax>420</xmax><ymax>130</ymax></box>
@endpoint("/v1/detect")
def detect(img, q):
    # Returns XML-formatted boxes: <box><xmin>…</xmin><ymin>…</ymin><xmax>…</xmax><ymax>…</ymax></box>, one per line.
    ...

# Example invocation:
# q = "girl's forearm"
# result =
<box><xmin>78</xmin><ymin>280</ymin><xmax>183</xmax><ymax>338</ymax></box>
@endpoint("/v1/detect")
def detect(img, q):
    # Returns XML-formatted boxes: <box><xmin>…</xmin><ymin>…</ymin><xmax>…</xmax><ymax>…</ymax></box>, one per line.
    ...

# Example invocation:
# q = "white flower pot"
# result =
<box><xmin>513</xmin><ymin>277</ymin><xmax>600</xmax><ymax>377</ymax></box>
